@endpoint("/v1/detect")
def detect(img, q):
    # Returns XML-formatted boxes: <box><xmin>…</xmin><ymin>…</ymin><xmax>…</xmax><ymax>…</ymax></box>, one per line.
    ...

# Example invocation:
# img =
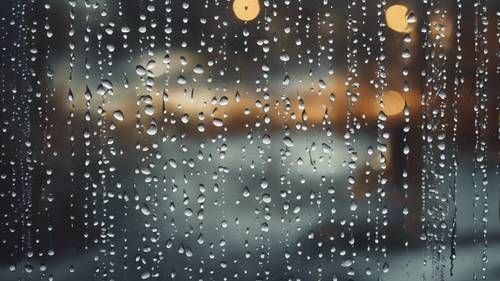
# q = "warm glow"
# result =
<box><xmin>233</xmin><ymin>0</ymin><xmax>260</xmax><ymax>21</ymax></box>
<box><xmin>382</xmin><ymin>90</ymin><xmax>405</xmax><ymax>116</ymax></box>
<box><xmin>385</xmin><ymin>5</ymin><xmax>415</xmax><ymax>33</ymax></box>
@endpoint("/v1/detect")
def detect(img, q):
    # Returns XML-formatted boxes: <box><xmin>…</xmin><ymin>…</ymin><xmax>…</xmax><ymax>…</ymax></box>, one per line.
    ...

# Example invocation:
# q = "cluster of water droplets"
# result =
<box><xmin>0</xmin><ymin>0</ymin><xmax>498</xmax><ymax>281</ymax></box>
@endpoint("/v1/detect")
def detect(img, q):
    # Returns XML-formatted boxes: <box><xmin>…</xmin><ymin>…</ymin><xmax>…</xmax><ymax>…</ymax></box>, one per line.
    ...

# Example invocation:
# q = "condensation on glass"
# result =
<box><xmin>0</xmin><ymin>0</ymin><xmax>498</xmax><ymax>280</ymax></box>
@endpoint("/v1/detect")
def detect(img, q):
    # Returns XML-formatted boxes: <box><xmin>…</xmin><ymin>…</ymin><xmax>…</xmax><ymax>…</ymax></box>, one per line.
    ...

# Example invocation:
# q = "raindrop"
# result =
<box><xmin>113</xmin><ymin>110</ymin><xmax>124</xmax><ymax>121</ymax></box>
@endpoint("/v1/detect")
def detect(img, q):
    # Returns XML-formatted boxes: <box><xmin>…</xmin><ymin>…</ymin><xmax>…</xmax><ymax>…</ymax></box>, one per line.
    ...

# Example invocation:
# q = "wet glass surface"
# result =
<box><xmin>0</xmin><ymin>0</ymin><xmax>499</xmax><ymax>280</ymax></box>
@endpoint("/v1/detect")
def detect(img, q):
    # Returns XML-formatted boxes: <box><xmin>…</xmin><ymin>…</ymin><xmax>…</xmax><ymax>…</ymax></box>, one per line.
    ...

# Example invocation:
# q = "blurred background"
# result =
<box><xmin>0</xmin><ymin>0</ymin><xmax>499</xmax><ymax>280</ymax></box>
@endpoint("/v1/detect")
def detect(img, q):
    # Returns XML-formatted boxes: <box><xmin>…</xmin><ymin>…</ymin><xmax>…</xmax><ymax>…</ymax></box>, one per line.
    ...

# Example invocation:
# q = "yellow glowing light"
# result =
<box><xmin>385</xmin><ymin>5</ymin><xmax>415</xmax><ymax>33</ymax></box>
<box><xmin>382</xmin><ymin>90</ymin><xmax>405</xmax><ymax>116</ymax></box>
<box><xmin>233</xmin><ymin>0</ymin><xmax>260</xmax><ymax>21</ymax></box>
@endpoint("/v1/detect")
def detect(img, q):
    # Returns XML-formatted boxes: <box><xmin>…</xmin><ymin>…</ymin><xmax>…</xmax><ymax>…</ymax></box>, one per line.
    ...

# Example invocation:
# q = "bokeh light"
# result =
<box><xmin>233</xmin><ymin>0</ymin><xmax>260</xmax><ymax>21</ymax></box>
<box><xmin>385</xmin><ymin>5</ymin><xmax>415</xmax><ymax>33</ymax></box>
<box><xmin>382</xmin><ymin>90</ymin><xmax>405</xmax><ymax>116</ymax></box>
